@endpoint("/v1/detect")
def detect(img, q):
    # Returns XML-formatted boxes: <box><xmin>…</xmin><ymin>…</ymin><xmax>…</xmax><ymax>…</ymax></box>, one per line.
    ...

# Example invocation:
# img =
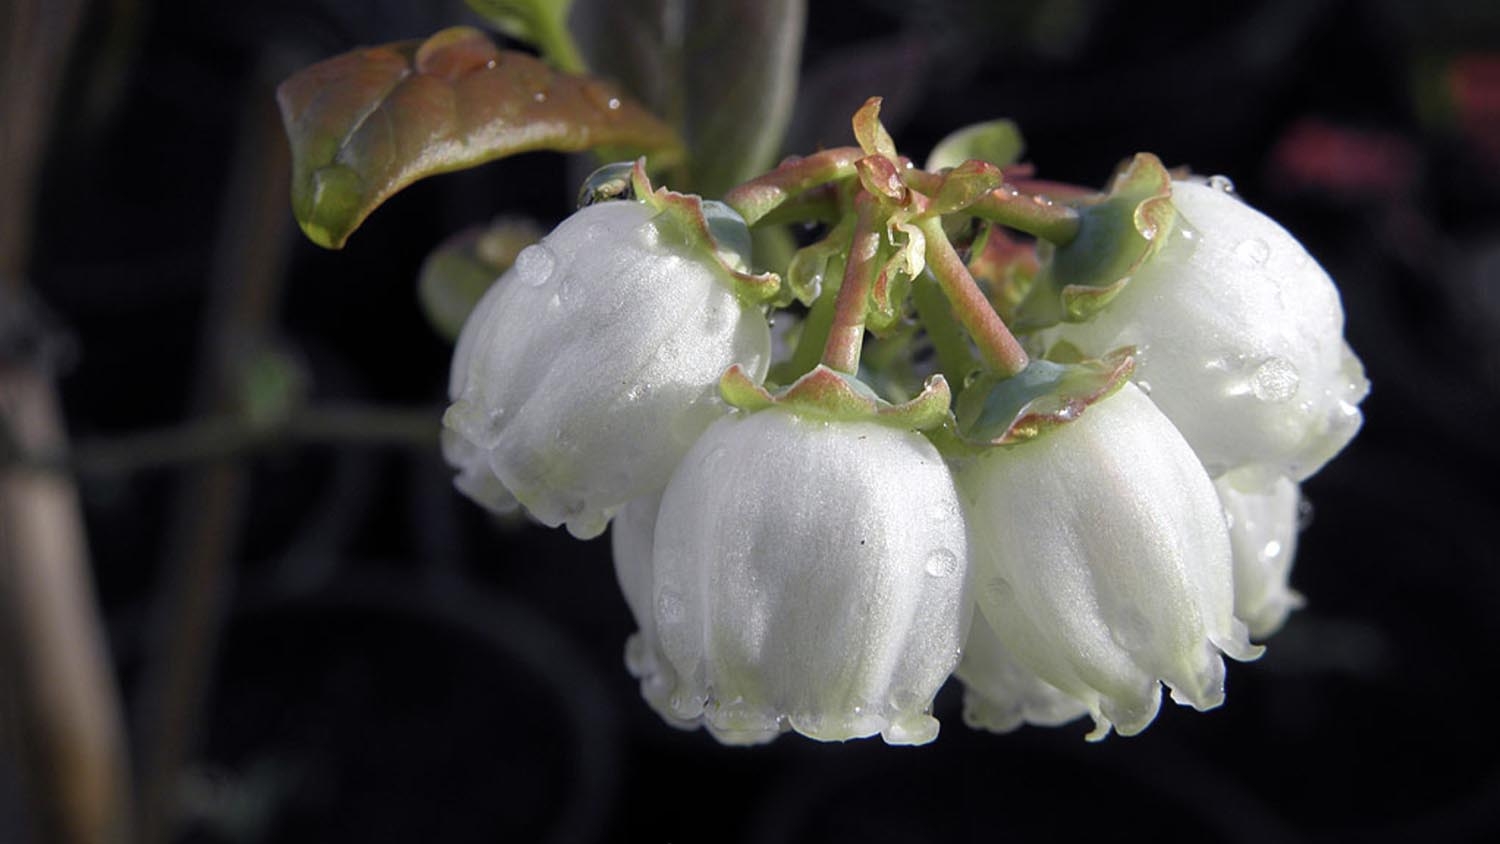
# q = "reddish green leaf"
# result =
<box><xmin>276</xmin><ymin>26</ymin><xmax>682</xmax><ymax>248</ymax></box>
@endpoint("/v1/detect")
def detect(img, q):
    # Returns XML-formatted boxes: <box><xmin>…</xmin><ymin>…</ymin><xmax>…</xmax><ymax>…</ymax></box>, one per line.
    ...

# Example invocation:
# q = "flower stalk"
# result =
<box><xmin>918</xmin><ymin>216</ymin><xmax>1029</xmax><ymax>377</ymax></box>
<box><xmin>903</xmin><ymin>168</ymin><xmax>1082</xmax><ymax>244</ymax></box>
<box><xmin>723</xmin><ymin>147</ymin><xmax>863</xmax><ymax>225</ymax></box>
<box><xmin>821</xmin><ymin>194</ymin><xmax>882</xmax><ymax>375</ymax></box>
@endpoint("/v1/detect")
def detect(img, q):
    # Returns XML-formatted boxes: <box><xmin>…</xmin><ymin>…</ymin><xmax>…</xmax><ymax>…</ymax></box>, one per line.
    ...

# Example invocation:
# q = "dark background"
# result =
<box><xmin>6</xmin><ymin>0</ymin><xmax>1500</xmax><ymax>841</ymax></box>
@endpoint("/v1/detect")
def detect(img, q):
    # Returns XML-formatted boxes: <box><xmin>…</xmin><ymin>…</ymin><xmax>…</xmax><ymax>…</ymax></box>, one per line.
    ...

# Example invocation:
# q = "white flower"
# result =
<box><xmin>651</xmin><ymin>407</ymin><xmax>971</xmax><ymax>745</ymax></box>
<box><xmin>443</xmin><ymin>199</ymin><xmax>772</xmax><ymax>538</ymax></box>
<box><xmin>610</xmin><ymin>492</ymin><xmax>706</xmax><ymax>733</ymax></box>
<box><xmin>958</xmin><ymin>382</ymin><xmax>1260</xmax><ymax>739</ymax></box>
<box><xmin>1040</xmin><ymin>179</ymin><xmax>1368</xmax><ymax>481</ymax></box>
<box><xmin>1215</xmin><ymin>467</ymin><xmax>1304</xmax><ymax>639</ymax></box>
<box><xmin>955</xmin><ymin>610</ymin><xmax>1089</xmax><ymax>733</ymax></box>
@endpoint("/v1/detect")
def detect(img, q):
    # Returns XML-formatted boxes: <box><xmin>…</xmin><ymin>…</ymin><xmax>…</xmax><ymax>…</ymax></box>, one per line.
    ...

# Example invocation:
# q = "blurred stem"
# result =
<box><xmin>8</xmin><ymin>404</ymin><xmax>439</xmax><ymax>477</ymax></box>
<box><xmin>918</xmin><ymin>216</ymin><xmax>1028</xmax><ymax>377</ymax></box>
<box><xmin>1</xmin><ymin>2</ymin><xmax>136</xmax><ymax>844</ymax></box>
<box><xmin>532</xmin><ymin>8</ymin><xmax>586</xmax><ymax>75</ymax></box>
<box><xmin>130</xmin><ymin>55</ymin><xmax>297</xmax><ymax>844</ymax></box>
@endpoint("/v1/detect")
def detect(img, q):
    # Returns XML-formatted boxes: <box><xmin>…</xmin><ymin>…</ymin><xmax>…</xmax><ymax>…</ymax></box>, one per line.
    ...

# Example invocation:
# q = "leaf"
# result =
<box><xmin>925</xmin><ymin>119</ymin><xmax>1026</xmax><ymax>171</ymax></box>
<box><xmin>276</xmin><ymin>26</ymin><xmax>682</xmax><ymax>249</ymax></box>
<box><xmin>570</xmin><ymin>0</ymin><xmax>806</xmax><ymax>197</ymax></box>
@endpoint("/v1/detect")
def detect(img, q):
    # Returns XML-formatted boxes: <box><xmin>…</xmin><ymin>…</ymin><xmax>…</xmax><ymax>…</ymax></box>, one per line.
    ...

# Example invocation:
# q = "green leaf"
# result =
<box><xmin>418</xmin><ymin>218</ymin><xmax>543</xmax><ymax>341</ymax></box>
<box><xmin>570</xmin><ymin>0</ymin><xmax>806</xmax><ymax>197</ymax></box>
<box><xmin>276</xmin><ymin>26</ymin><xmax>683</xmax><ymax>249</ymax></box>
<box><xmin>925</xmin><ymin>119</ymin><xmax>1025</xmax><ymax>171</ymax></box>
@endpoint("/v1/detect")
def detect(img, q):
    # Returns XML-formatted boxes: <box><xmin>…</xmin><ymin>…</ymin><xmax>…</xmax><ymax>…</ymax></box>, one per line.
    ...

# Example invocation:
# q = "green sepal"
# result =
<box><xmin>786</xmin><ymin>216</ymin><xmax>855</xmax><ymax>306</ymax></box>
<box><xmin>719</xmin><ymin>364</ymin><xmax>952</xmax><ymax>431</ymax></box>
<box><xmin>856</xmin><ymin>154</ymin><xmax>908</xmax><ymax>204</ymax></box>
<box><xmin>630</xmin><ymin>160</ymin><xmax>782</xmax><ymax>304</ymax></box>
<box><xmin>926</xmin><ymin>159</ymin><xmax>1005</xmax><ymax>217</ymax></box>
<box><xmin>852</xmin><ymin>97</ymin><xmax>898</xmax><ymax>159</ymax></box>
<box><xmin>925</xmin><ymin>119</ymin><xmax>1025</xmax><ymax>172</ymax></box>
<box><xmin>953</xmin><ymin>347</ymin><xmax>1135</xmax><ymax>446</ymax></box>
<box><xmin>1012</xmin><ymin>153</ymin><xmax>1176</xmax><ymax>331</ymax></box>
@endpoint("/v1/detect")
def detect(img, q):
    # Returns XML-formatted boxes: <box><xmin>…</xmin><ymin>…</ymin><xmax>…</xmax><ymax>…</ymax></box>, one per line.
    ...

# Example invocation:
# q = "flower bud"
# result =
<box><xmin>652</xmin><ymin>407</ymin><xmax>971</xmax><ymax>745</ymax></box>
<box><xmin>1040</xmin><ymin>179</ymin><xmax>1368</xmax><ymax>481</ymax></box>
<box><xmin>443</xmin><ymin>199</ymin><xmax>772</xmax><ymax>538</ymax></box>
<box><xmin>1215</xmin><ymin>468</ymin><xmax>1304</xmax><ymax>639</ymax></box>
<box><xmin>959</xmin><ymin>383</ymin><xmax>1260</xmax><ymax>739</ymax></box>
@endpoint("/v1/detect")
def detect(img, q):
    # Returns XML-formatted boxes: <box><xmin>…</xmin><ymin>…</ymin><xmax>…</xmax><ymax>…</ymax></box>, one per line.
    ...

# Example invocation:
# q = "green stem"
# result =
<box><xmin>531</xmin><ymin>8</ymin><xmax>588</xmax><ymax>75</ymax></box>
<box><xmin>911</xmin><ymin>272</ymin><xmax>979</xmax><ymax>389</ymax></box>
<box><xmin>821</xmin><ymin>195</ymin><xmax>881</xmax><ymax>374</ymax></box>
<box><xmin>723</xmin><ymin>147</ymin><xmax>863</xmax><ymax>226</ymax></box>
<box><xmin>903</xmin><ymin>169</ymin><xmax>1081</xmax><ymax>244</ymax></box>
<box><xmin>918</xmin><ymin>216</ymin><xmax>1028</xmax><ymax>377</ymax></box>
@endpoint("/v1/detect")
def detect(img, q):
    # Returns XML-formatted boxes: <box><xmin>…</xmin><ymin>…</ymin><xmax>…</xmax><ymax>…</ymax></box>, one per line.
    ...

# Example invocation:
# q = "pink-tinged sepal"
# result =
<box><xmin>719</xmin><ymin>364</ymin><xmax>951</xmax><ymax>432</ymax></box>
<box><xmin>1015</xmin><ymin>153</ymin><xmax>1177</xmax><ymax>330</ymax></box>
<box><xmin>630</xmin><ymin>160</ymin><xmax>783</xmax><ymax>304</ymax></box>
<box><xmin>953</xmin><ymin>348</ymin><xmax>1136</xmax><ymax>446</ymax></box>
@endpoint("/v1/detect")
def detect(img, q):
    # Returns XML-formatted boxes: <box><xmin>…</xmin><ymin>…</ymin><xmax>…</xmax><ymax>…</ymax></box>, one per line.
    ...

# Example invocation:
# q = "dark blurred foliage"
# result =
<box><xmin>5</xmin><ymin>0</ymin><xmax>1500</xmax><ymax>841</ymax></box>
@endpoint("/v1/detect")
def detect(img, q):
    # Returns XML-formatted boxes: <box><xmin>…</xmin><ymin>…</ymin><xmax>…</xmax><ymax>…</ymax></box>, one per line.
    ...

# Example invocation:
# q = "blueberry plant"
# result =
<box><xmin>277</xmin><ymin>0</ymin><xmax>1366</xmax><ymax>744</ymax></box>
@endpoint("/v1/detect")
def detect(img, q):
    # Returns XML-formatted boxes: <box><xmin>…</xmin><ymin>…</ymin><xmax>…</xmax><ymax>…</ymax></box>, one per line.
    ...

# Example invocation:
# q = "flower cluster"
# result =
<box><xmin>443</xmin><ymin>109</ymin><xmax>1366</xmax><ymax>745</ymax></box>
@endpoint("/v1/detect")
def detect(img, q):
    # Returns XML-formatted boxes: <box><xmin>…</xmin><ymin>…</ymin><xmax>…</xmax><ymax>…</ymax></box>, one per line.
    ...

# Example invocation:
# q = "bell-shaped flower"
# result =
<box><xmin>443</xmin><ymin>198</ymin><xmax>772</xmax><ymax>538</ymax></box>
<box><xmin>1215</xmin><ymin>467</ymin><xmax>1304</xmax><ymax>639</ymax></box>
<box><xmin>650</xmin><ymin>370</ymin><xmax>970</xmax><ymax>745</ymax></box>
<box><xmin>959</xmin><ymin>382</ymin><xmax>1261</xmax><ymax>739</ymax></box>
<box><xmin>1040</xmin><ymin>178</ymin><xmax>1368</xmax><ymax>481</ymax></box>
<box><xmin>955</xmin><ymin>610</ymin><xmax>1089</xmax><ymax>733</ymax></box>
<box><xmin>610</xmin><ymin>492</ymin><xmax>706</xmax><ymax>733</ymax></box>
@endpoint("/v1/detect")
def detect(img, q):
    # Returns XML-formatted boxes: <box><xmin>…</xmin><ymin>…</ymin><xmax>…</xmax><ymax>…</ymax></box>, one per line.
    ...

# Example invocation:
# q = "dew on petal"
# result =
<box><xmin>1250</xmin><ymin>357</ymin><xmax>1300</xmax><ymax>402</ymax></box>
<box><xmin>656</xmin><ymin>588</ymin><xmax>685</xmax><ymax>623</ymax></box>
<box><xmin>924</xmin><ymin>548</ymin><xmax>959</xmax><ymax>578</ymax></box>
<box><xmin>514</xmin><ymin>243</ymin><xmax>556</xmax><ymax>286</ymax></box>
<box><xmin>1233</xmin><ymin>237</ymin><xmax>1271</xmax><ymax>266</ymax></box>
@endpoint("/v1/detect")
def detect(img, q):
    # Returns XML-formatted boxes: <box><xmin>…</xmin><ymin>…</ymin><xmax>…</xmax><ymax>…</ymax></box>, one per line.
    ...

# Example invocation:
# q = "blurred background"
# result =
<box><xmin>3</xmin><ymin>0</ymin><xmax>1499</xmax><ymax>841</ymax></box>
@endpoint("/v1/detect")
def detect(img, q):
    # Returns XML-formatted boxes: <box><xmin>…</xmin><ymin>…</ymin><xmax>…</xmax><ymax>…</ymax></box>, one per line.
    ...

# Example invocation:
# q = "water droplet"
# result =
<box><xmin>532</xmin><ymin>91</ymin><xmax>548</xmax><ymax>103</ymax></box>
<box><xmin>1136</xmin><ymin>380</ymin><xmax>1152</xmax><ymax>396</ymax></box>
<box><xmin>1234</xmin><ymin>237</ymin><xmax>1271</xmax><ymax>266</ymax></box>
<box><xmin>625</xmin><ymin>382</ymin><xmax>651</xmax><ymax>402</ymax></box>
<box><xmin>1250</xmin><ymin>357</ymin><xmax>1299</xmax><ymax>403</ymax></box>
<box><xmin>484</xmin><ymin>59</ymin><xmax>497</xmax><ymax>70</ymax></box>
<box><xmin>700</xmin><ymin>445</ymin><xmax>727</xmax><ymax>475</ymax></box>
<box><xmin>1206</xmin><ymin>175</ymin><xmax>1236</xmax><ymax>194</ymax></box>
<box><xmin>514</xmin><ymin>244</ymin><xmax>556</xmax><ymax>286</ymax></box>
<box><xmin>924</xmin><ymin>549</ymin><xmax>958</xmax><ymax>578</ymax></box>
<box><xmin>656</xmin><ymin>588</ymin><xmax>684</xmax><ymax>623</ymax></box>
<box><xmin>1260</xmin><ymin>539</ymin><xmax>1283</xmax><ymax>562</ymax></box>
